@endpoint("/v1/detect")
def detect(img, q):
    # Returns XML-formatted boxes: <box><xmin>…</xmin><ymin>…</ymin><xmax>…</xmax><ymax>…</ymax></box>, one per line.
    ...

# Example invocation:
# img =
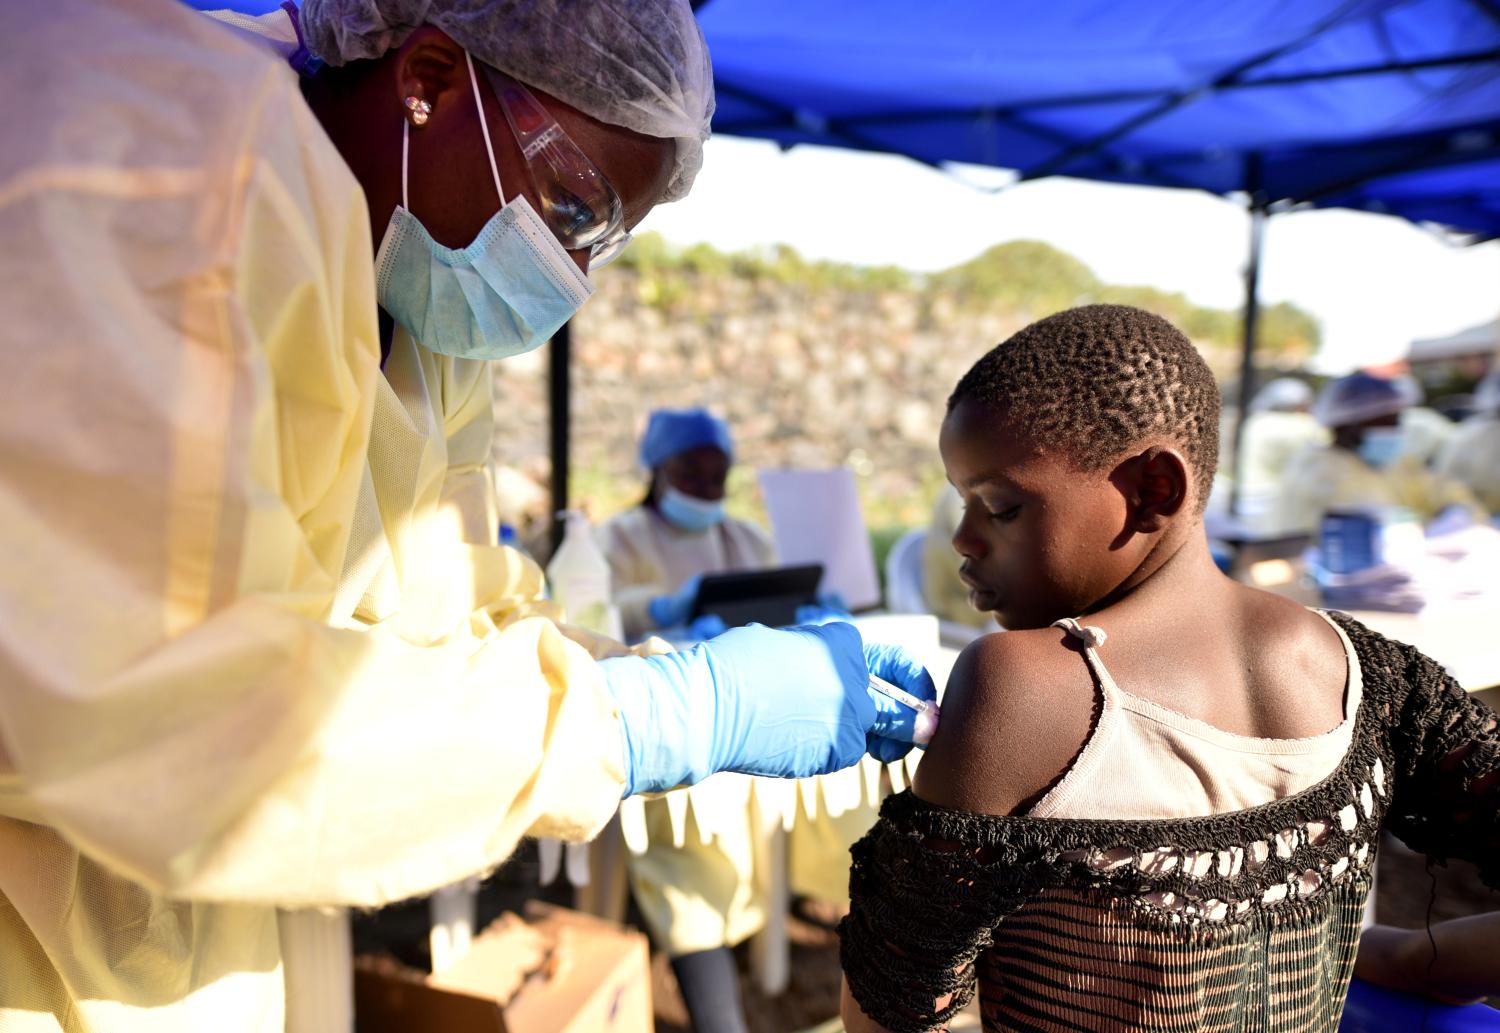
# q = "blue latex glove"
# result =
<box><xmin>819</xmin><ymin>591</ymin><xmax>850</xmax><ymax>614</ymax></box>
<box><xmin>647</xmin><ymin>573</ymin><xmax>702</xmax><ymax>630</ymax></box>
<box><xmin>686</xmin><ymin>613</ymin><xmax>728</xmax><ymax>640</ymax></box>
<box><xmin>794</xmin><ymin>591</ymin><xmax>853</xmax><ymax>626</ymax></box>
<box><xmin>862</xmin><ymin>642</ymin><xmax>939</xmax><ymax>763</ymax></box>
<box><xmin>600</xmin><ymin>622</ymin><xmax>934</xmax><ymax>795</ymax></box>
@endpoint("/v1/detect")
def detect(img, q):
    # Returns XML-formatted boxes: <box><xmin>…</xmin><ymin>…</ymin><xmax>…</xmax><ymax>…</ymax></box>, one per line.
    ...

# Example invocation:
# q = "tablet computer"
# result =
<box><xmin>689</xmin><ymin>563</ymin><xmax>824</xmax><ymax>629</ymax></box>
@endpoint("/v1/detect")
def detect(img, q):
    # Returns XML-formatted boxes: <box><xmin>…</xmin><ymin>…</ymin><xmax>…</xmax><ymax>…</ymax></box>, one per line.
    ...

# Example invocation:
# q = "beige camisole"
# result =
<box><xmin>1028</xmin><ymin>610</ymin><xmax>1362</xmax><ymax>821</ymax></box>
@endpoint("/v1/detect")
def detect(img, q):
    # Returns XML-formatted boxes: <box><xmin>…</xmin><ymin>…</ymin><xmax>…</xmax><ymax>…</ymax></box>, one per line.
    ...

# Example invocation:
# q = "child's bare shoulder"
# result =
<box><xmin>1235</xmin><ymin>589</ymin><xmax>1353</xmax><ymax>733</ymax></box>
<box><xmin>913</xmin><ymin>627</ymin><xmax>1099</xmax><ymax>817</ymax></box>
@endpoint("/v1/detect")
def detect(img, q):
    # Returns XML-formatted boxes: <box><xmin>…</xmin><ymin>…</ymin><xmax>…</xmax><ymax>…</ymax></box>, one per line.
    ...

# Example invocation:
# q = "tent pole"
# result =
<box><xmin>1229</xmin><ymin>166</ymin><xmax>1267</xmax><ymax>520</ymax></box>
<box><xmin>548</xmin><ymin>320</ymin><xmax>571</xmax><ymax>555</ymax></box>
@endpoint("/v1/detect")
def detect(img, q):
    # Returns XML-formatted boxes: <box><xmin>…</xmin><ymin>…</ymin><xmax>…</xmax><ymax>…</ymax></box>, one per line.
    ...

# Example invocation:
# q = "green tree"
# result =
<box><xmin>932</xmin><ymin>240</ymin><xmax>1100</xmax><ymax>315</ymax></box>
<box><xmin>1255</xmin><ymin>301</ymin><xmax>1320</xmax><ymax>360</ymax></box>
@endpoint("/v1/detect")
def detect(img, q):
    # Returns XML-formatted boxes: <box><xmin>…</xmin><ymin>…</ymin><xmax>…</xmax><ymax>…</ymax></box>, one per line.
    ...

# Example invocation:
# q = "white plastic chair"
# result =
<box><xmin>885</xmin><ymin>526</ymin><xmax>997</xmax><ymax>647</ymax></box>
<box><xmin>883</xmin><ymin>527</ymin><xmax>929</xmax><ymax>615</ymax></box>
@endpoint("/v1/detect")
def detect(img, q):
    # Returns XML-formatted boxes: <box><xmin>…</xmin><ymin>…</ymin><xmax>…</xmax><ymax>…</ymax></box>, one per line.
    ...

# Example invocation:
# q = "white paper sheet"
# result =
<box><xmin>758</xmin><ymin>467</ymin><xmax>882</xmax><ymax>610</ymax></box>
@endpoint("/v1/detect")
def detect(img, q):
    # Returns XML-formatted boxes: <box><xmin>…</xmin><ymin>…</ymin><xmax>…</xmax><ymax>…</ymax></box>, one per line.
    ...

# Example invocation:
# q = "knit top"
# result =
<box><xmin>838</xmin><ymin>613</ymin><xmax>1500</xmax><ymax>1032</ymax></box>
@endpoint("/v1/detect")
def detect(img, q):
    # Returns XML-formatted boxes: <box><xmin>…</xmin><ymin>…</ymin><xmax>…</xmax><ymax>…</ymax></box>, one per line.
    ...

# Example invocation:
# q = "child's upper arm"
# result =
<box><xmin>839</xmin><ymin>628</ymin><xmax>1098</xmax><ymax>1030</ymax></box>
<box><xmin>1379</xmin><ymin>634</ymin><xmax>1500</xmax><ymax>888</ymax></box>
<box><xmin>914</xmin><ymin>628</ymin><xmax>1098</xmax><ymax>817</ymax></box>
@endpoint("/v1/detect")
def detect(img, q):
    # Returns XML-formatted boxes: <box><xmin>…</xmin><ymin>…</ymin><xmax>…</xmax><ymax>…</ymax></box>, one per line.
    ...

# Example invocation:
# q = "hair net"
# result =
<box><xmin>1313</xmin><ymin>371</ymin><xmax>1420</xmax><ymax>429</ymax></box>
<box><xmin>1474</xmin><ymin>368</ymin><xmax>1500</xmax><ymax>415</ymax></box>
<box><xmin>639</xmin><ymin>408</ymin><xmax>733</xmax><ymax>468</ymax></box>
<box><xmin>299</xmin><ymin>0</ymin><xmax>713</xmax><ymax>202</ymax></box>
<box><xmin>1250</xmin><ymin>377</ymin><xmax>1314</xmax><ymax>414</ymax></box>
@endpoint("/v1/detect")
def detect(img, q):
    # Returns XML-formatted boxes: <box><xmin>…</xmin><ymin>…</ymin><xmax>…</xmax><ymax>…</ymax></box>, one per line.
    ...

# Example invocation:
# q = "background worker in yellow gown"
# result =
<box><xmin>1274</xmin><ymin>371</ymin><xmax>1484</xmax><ymax>535</ymax></box>
<box><xmin>1237</xmin><ymin>377</ymin><xmax>1329</xmax><ymax>489</ymax></box>
<box><xmin>1439</xmin><ymin>369</ymin><xmax>1500</xmax><ymax>513</ymax></box>
<box><xmin>0</xmin><ymin>3</ymin><xmax>937</xmax><ymax>1032</ymax></box>
<box><xmin>601</xmin><ymin>408</ymin><xmax>776</xmax><ymax>642</ymax></box>
<box><xmin>600</xmin><ymin>407</ymin><xmax>775</xmax><ymax>1033</ymax></box>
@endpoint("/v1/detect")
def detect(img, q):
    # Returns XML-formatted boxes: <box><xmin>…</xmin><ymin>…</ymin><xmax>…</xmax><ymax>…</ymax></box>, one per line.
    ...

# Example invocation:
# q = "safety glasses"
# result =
<box><xmin>481</xmin><ymin>65</ymin><xmax>632</xmax><ymax>268</ymax></box>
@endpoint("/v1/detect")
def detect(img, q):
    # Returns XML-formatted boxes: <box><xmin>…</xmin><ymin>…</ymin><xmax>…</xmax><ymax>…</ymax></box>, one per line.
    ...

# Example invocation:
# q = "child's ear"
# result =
<box><xmin>1119</xmin><ymin>446</ymin><xmax>1190</xmax><ymax>533</ymax></box>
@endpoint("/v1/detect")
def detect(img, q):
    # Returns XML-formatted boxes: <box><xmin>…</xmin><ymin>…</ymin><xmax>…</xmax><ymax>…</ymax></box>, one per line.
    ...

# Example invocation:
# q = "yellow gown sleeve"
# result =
<box><xmin>1391</xmin><ymin>457</ymin><xmax>1487</xmax><ymax>523</ymax></box>
<box><xmin>600</xmin><ymin>509</ymin><xmax>669</xmax><ymax>641</ymax></box>
<box><xmin>0</xmin><ymin>63</ymin><xmax>625</xmax><ymax>909</ymax></box>
<box><xmin>1438</xmin><ymin>419</ymin><xmax>1500</xmax><ymax>513</ymax></box>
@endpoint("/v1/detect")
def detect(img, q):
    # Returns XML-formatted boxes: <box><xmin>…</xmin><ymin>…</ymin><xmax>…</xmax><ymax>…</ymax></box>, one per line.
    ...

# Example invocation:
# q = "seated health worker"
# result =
<box><xmin>1438</xmin><ymin>368</ymin><xmax>1500</xmax><ymax>513</ymax></box>
<box><xmin>1274</xmin><ymin>371</ymin><xmax>1483</xmax><ymax>535</ymax></box>
<box><xmin>839</xmin><ymin>306</ymin><xmax>1499</xmax><ymax>1032</ymax></box>
<box><xmin>1236</xmin><ymin>377</ymin><xmax>1328</xmax><ymax>492</ymax></box>
<box><xmin>598</xmin><ymin>407</ymin><xmax>775</xmax><ymax>1033</ymax></box>
<box><xmin>600</xmin><ymin>408</ymin><xmax>776</xmax><ymax>641</ymax></box>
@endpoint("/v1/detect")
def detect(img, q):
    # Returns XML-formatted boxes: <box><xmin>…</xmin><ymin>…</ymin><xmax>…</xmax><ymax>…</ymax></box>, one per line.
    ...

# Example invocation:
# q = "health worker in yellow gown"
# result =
<box><xmin>1274</xmin><ymin>372</ymin><xmax>1484</xmax><ymax>535</ymax></box>
<box><xmin>0</xmin><ymin>3</ymin><xmax>937</xmax><ymax>1032</ymax></box>
<box><xmin>600</xmin><ymin>408</ymin><xmax>777</xmax><ymax>642</ymax></box>
<box><xmin>1439</xmin><ymin>369</ymin><xmax>1500</xmax><ymax>514</ymax></box>
<box><xmin>599</xmin><ymin>408</ymin><xmax>775</xmax><ymax>1033</ymax></box>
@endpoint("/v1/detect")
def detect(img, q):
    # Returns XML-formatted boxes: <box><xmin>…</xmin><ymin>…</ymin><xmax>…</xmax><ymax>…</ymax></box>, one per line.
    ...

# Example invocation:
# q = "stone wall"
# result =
<box><xmin>489</xmin><ymin>263</ymin><xmax>1236</xmax><ymax>534</ymax></box>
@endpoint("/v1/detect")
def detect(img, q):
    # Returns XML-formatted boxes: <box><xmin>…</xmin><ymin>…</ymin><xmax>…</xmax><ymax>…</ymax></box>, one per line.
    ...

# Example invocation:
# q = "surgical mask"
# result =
<box><xmin>374</xmin><ymin>52</ymin><xmax>593</xmax><ymax>361</ymax></box>
<box><xmin>1357</xmin><ymin>427</ymin><xmax>1405</xmax><ymax>469</ymax></box>
<box><xmin>660</xmin><ymin>486</ymin><xmax>726</xmax><ymax>532</ymax></box>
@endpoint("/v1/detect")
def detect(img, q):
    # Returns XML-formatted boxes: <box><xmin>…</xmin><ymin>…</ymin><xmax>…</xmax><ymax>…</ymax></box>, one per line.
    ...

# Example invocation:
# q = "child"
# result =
<box><xmin>838</xmin><ymin>305</ymin><xmax>1499</xmax><ymax>1032</ymax></box>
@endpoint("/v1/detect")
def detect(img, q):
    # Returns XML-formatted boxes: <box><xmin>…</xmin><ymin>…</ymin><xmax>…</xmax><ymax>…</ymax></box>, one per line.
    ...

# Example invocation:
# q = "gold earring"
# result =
<box><xmin>404</xmin><ymin>95</ymin><xmax>432</xmax><ymax>127</ymax></box>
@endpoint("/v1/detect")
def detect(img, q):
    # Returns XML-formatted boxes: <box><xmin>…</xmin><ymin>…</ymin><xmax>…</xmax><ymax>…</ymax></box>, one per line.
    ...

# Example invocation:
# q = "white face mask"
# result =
<box><xmin>374</xmin><ymin>52</ymin><xmax>593</xmax><ymax>361</ymax></box>
<box><xmin>1357</xmin><ymin>426</ymin><xmax>1405</xmax><ymax>469</ymax></box>
<box><xmin>659</xmin><ymin>486</ymin><xmax>726</xmax><ymax>532</ymax></box>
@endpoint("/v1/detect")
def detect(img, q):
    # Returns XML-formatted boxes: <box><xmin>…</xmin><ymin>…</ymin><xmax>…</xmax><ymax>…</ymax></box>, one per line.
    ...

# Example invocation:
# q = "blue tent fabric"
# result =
<box><xmin>187</xmin><ymin>0</ymin><xmax>1500</xmax><ymax>232</ymax></box>
<box><xmin>1319</xmin><ymin>154</ymin><xmax>1500</xmax><ymax>237</ymax></box>
<box><xmin>699</xmin><ymin>0</ymin><xmax>1500</xmax><ymax>234</ymax></box>
<box><xmin>1340</xmin><ymin>978</ymin><xmax>1500</xmax><ymax>1032</ymax></box>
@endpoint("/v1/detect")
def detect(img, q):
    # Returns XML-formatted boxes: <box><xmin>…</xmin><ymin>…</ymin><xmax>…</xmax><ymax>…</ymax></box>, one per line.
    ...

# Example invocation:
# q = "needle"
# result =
<box><xmin>868</xmin><ymin>675</ymin><xmax>940</xmax><ymax>745</ymax></box>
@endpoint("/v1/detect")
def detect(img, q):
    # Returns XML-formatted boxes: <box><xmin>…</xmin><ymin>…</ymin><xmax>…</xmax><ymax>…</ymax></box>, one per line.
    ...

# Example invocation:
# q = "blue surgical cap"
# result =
<box><xmin>1314</xmin><ymin>372</ymin><xmax>1420</xmax><ymax>428</ymax></box>
<box><xmin>639</xmin><ymin>408</ymin><xmax>734</xmax><ymax>468</ymax></box>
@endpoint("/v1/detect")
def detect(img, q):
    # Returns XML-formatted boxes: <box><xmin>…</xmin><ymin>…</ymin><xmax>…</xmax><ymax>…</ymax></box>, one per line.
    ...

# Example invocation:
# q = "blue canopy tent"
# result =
<box><xmin>694</xmin><ymin>0</ymin><xmax>1500</xmax><ymax>516</ymax></box>
<box><xmin>1319</xmin><ymin>155</ymin><xmax>1500</xmax><ymax>239</ymax></box>
<box><xmin>698</xmin><ymin>0</ymin><xmax>1500</xmax><ymax>219</ymax></box>
<box><xmin>184</xmin><ymin>0</ymin><xmax>1500</xmax><ymax>523</ymax></box>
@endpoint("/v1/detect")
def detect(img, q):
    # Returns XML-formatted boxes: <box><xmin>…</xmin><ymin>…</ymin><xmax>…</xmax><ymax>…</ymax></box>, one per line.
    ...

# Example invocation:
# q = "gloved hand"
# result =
<box><xmin>686</xmin><ymin>613</ymin><xmax>728</xmax><ymax>640</ymax></box>
<box><xmin>647</xmin><ymin>573</ymin><xmax>702</xmax><ymax>630</ymax></box>
<box><xmin>599</xmin><ymin>622</ymin><xmax>935</xmax><ymax>795</ymax></box>
<box><xmin>794</xmin><ymin>591</ymin><xmax>852</xmax><ymax>626</ymax></box>
<box><xmin>862</xmin><ymin>642</ymin><xmax>939</xmax><ymax>763</ymax></box>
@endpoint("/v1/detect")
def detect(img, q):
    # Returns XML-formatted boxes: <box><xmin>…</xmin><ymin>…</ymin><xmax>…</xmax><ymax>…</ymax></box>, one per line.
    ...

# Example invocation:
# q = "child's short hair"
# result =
<box><xmin>948</xmin><ymin>304</ymin><xmax>1220</xmax><ymax>509</ymax></box>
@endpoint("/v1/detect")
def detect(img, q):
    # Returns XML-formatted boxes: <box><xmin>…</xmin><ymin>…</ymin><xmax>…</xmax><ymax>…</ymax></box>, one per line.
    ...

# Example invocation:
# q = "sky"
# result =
<box><xmin>641</xmin><ymin>137</ymin><xmax>1500</xmax><ymax>374</ymax></box>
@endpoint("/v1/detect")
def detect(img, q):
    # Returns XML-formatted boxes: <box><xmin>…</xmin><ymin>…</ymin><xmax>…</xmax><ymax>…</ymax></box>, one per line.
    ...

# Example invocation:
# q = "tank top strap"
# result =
<box><xmin>1051</xmin><ymin>617</ymin><xmax>1124</xmax><ymax>702</ymax></box>
<box><xmin>1027</xmin><ymin>617</ymin><xmax>1125</xmax><ymax>818</ymax></box>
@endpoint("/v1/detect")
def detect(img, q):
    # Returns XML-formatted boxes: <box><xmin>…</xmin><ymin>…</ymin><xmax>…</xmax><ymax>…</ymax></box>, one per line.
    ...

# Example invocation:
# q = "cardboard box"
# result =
<box><xmin>355</xmin><ymin>902</ymin><xmax>652</xmax><ymax>1033</ymax></box>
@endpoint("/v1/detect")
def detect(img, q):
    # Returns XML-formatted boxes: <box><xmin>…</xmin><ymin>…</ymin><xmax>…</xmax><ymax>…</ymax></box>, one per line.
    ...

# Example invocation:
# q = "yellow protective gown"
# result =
<box><xmin>598</xmin><ymin>504</ymin><xmax>775</xmax><ymax>954</ymax></box>
<box><xmin>1235</xmin><ymin>410</ymin><xmax>1330</xmax><ymax>493</ymax></box>
<box><xmin>0</xmin><ymin>3</ymin><xmax>626</xmax><ymax>1030</ymax></box>
<box><xmin>1273</xmin><ymin>443</ymin><xmax>1485</xmax><ymax>535</ymax></box>
<box><xmin>599</xmin><ymin>504</ymin><xmax>776</xmax><ymax>642</ymax></box>
<box><xmin>1437</xmin><ymin>416</ymin><xmax>1500</xmax><ymax>513</ymax></box>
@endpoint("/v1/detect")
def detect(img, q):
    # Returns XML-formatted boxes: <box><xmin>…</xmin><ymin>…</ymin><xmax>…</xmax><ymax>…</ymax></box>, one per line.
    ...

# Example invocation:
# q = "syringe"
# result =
<box><xmin>868</xmin><ymin>675</ymin><xmax>941</xmax><ymax>746</ymax></box>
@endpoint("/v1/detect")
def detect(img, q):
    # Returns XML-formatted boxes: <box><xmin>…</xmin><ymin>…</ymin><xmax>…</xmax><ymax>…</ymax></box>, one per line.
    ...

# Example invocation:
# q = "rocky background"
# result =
<box><xmin>489</xmin><ymin>235</ymin><xmax>1319</xmax><ymax>553</ymax></box>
